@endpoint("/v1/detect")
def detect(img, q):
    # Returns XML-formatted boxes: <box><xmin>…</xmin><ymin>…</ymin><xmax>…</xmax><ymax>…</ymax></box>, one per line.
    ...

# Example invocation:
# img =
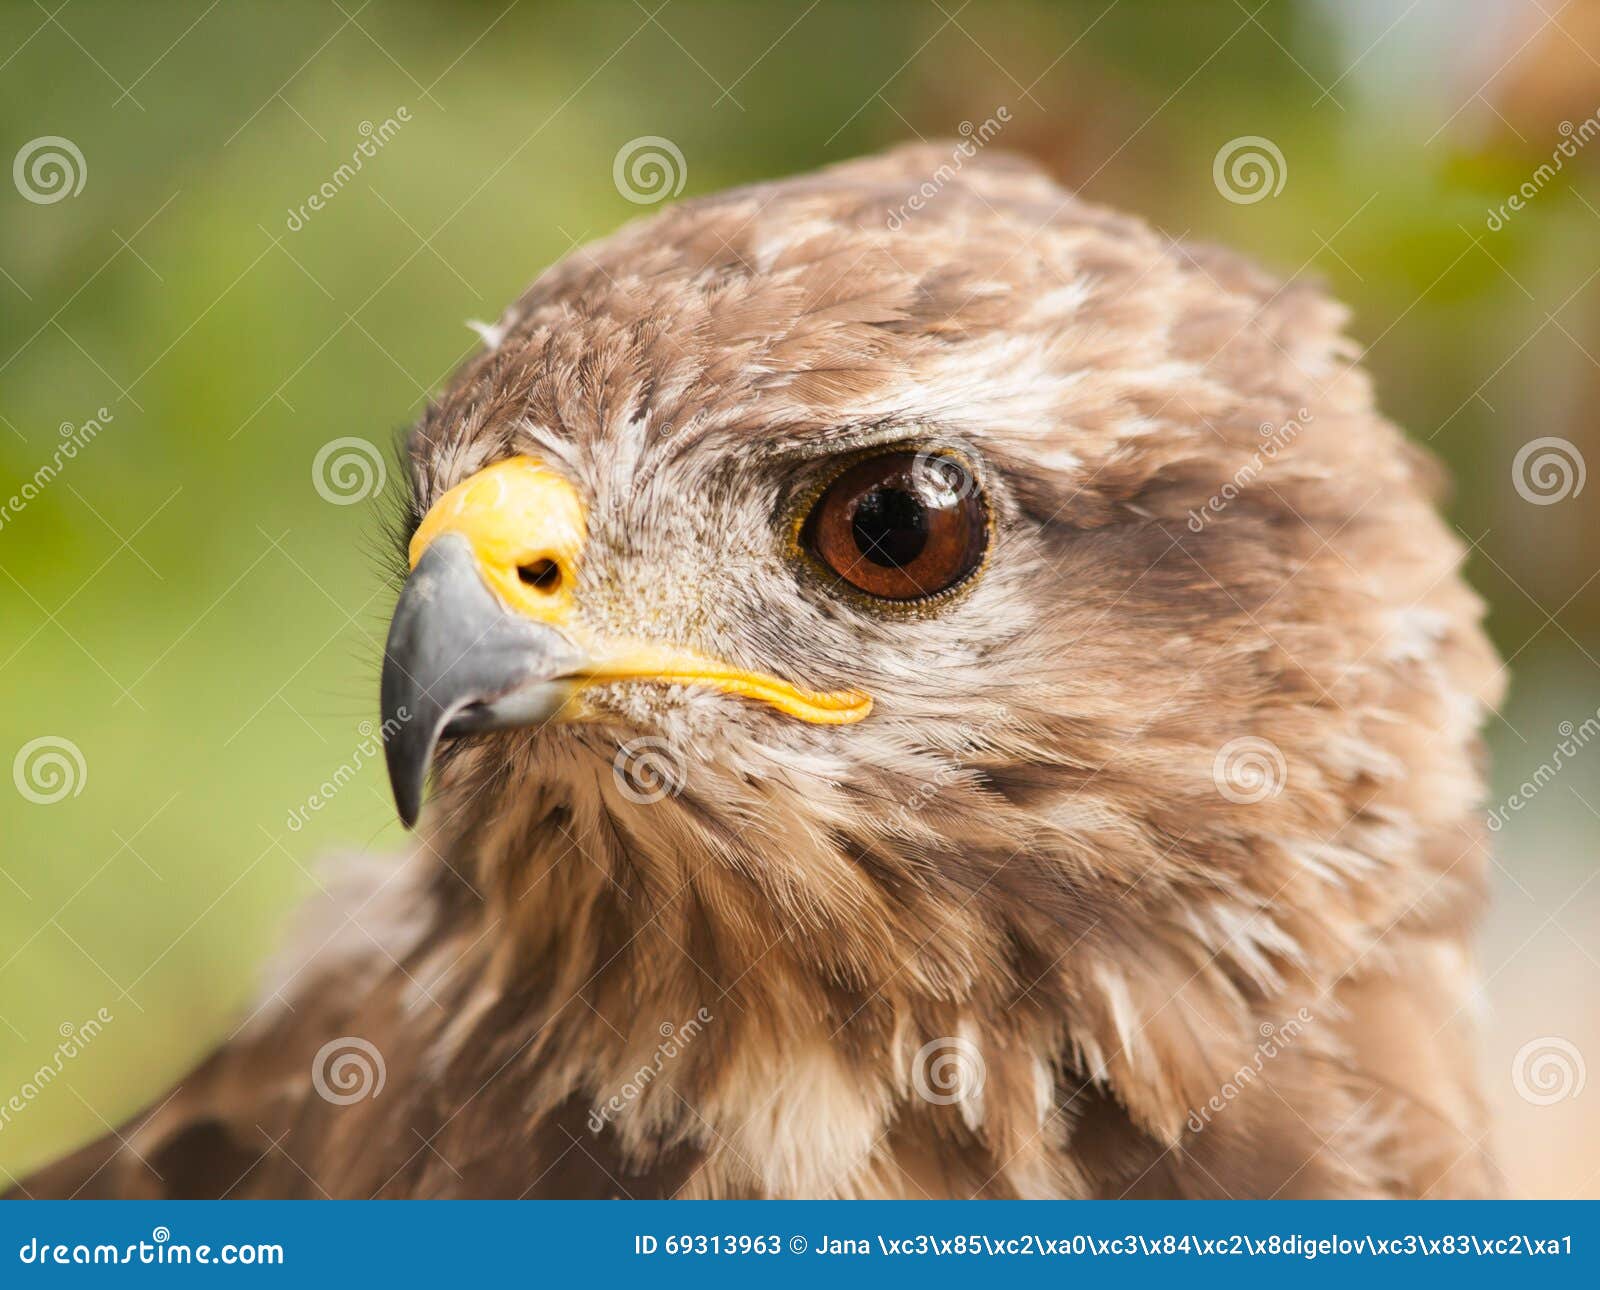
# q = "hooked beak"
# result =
<box><xmin>381</xmin><ymin>533</ymin><xmax>584</xmax><ymax>828</ymax></box>
<box><xmin>380</xmin><ymin>457</ymin><xmax>870</xmax><ymax>829</ymax></box>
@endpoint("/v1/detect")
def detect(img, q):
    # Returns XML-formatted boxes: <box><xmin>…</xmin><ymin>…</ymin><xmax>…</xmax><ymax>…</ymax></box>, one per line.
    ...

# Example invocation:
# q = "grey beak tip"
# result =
<box><xmin>380</xmin><ymin>688</ymin><xmax>438</xmax><ymax>831</ymax></box>
<box><xmin>393</xmin><ymin>773</ymin><xmax>422</xmax><ymax>831</ymax></box>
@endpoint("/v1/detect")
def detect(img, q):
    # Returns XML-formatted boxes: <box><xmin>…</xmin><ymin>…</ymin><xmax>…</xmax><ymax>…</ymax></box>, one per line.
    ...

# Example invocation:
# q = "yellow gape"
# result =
<box><xmin>408</xmin><ymin>456</ymin><xmax>872</xmax><ymax>725</ymax></box>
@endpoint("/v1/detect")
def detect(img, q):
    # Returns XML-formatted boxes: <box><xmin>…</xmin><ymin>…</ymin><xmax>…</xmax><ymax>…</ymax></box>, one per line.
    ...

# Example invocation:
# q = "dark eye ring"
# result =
<box><xmin>800</xmin><ymin>450</ymin><xmax>989</xmax><ymax>602</ymax></box>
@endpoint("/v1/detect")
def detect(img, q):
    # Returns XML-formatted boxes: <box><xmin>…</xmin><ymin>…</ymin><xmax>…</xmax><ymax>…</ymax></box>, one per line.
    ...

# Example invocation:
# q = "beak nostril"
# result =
<box><xmin>517</xmin><ymin>558</ymin><xmax>562</xmax><ymax>592</ymax></box>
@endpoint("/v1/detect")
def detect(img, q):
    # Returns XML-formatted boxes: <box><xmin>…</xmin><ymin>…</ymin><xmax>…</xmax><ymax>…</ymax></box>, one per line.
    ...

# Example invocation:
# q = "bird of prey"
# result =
<box><xmin>17</xmin><ymin>144</ymin><xmax>1502</xmax><ymax>1200</ymax></box>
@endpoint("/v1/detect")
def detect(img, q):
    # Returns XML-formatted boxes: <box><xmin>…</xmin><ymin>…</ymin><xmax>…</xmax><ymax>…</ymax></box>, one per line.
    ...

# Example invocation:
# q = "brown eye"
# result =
<box><xmin>802</xmin><ymin>451</ymin><xmax>988</xmax><ymax>601</ymax></box>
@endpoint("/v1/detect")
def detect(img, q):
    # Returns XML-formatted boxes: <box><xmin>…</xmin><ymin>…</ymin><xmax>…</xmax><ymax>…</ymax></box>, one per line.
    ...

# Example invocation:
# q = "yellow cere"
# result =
<box><xmin>409</xmin><ymin>456</ymin><xmax>872</xmax><ymax>726</ymax></box>
<box><xmin>409</xmin><ymin>456</ymin><xmax>586</xmax><ymax>624</ymax></box>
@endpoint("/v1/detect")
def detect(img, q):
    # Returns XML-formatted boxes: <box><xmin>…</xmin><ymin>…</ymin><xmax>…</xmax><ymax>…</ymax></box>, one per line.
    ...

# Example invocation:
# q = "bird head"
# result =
<box><xmin>377</xmin><ymin>144</ymin><xmax>1495</xmax><ymax>1012</ymax></box>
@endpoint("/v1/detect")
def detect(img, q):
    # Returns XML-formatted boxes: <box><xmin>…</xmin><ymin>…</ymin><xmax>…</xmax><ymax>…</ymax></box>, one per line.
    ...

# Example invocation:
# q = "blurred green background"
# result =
<box><xmin>1</xmin><ymin>0</ymin><xmax>1596</xmax><ymax>1196</ymax></box>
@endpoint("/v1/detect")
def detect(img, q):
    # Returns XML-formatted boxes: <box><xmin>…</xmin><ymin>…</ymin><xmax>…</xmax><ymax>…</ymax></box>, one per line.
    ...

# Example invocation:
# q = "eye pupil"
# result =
<box><xmin>852</xmin><ymin>487</ymin><xmax>928</xmax><ymax>568</ymax></box>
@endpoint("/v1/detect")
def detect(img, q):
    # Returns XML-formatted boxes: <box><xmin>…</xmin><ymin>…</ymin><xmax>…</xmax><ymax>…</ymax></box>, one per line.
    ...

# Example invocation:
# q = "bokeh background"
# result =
<box><xmin>1</xmin><ymin>0</ymin><xmax>1596</xmax><ymax>1196</ymax></box>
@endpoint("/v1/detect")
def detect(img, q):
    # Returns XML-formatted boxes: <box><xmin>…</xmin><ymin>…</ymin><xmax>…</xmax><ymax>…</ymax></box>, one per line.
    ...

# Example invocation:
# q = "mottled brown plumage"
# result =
<box><xmin>16</xmin><ymin>144</ymin><xmax>1502</xmax><ymax>1200</ymax></box>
